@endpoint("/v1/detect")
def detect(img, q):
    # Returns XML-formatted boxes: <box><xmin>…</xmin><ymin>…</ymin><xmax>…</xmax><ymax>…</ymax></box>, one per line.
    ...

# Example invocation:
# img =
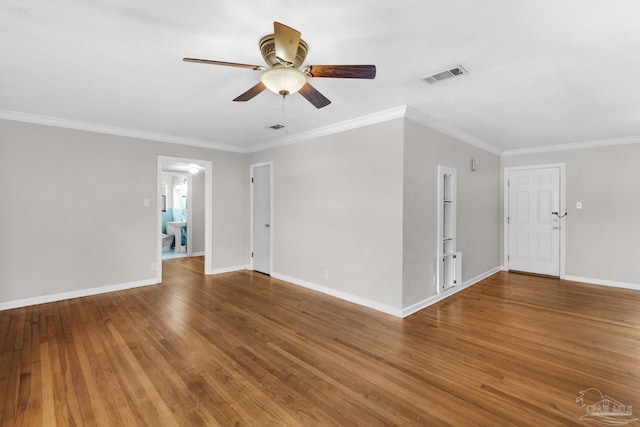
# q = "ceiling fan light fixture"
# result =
<box><xmin>260</xmin><ymin>67</ymin><xmax>307</xmax><ymax>96</ymax></box>
<box><xmin>184</xmin><ymin>22</ymin><xmax>376</xmax><ymax>108</ymax></box>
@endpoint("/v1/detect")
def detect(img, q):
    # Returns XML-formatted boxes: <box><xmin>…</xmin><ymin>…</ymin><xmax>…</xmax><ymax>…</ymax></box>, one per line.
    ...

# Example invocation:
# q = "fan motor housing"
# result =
<box><xmin>259</xmin><ymin>34</ymin><xmax>308</xmax><ymax>68</ymax></box>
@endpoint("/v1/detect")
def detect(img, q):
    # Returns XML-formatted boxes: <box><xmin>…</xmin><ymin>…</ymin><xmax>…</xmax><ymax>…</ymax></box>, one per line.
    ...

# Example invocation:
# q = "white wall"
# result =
<box><xmin>161</xmin><ymin>174</ymin><xmax>171</xmax><ymax>209</ymax></box>
<box><xmin>190</xmin><ymin>170</ymin><xmax>205</xmax><ymax>254</ymax></box>
<box><xmin>403</xmin><ymin>119</ymin><xmax>501</xmax><ymax>307</ymax></box>
<box><xmin>0</xmin><ymin>119</ymin><xmax>248</xmax><ymax>305</ymax></box>
<box><xmin>161</xmin><ymin>172</ymin><xmax>186</xmax><ymax>210</ymax></box>
<box><xmin>501</xmin><ymin>143</ymin><xmax>640</xmax><ymax>285</ymax></box>
<box><xmin>249</xmin><ymin>119</ymin><xmax>406</xmax><ymax>311</ymax></box>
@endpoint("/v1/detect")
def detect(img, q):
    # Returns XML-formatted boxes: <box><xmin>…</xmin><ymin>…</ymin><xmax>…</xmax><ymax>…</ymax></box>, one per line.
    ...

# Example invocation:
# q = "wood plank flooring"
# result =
<box><xmin>2</xmin><ymin>258</ymin><xmax>640</xmax><ymax>426</ymax></box>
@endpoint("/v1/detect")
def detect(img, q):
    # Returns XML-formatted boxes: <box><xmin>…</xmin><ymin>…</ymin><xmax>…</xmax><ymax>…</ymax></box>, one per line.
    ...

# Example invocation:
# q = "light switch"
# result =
<box><xmin>576</xmin><ymin>202</ymin><xmax>582</xmax><ymax>209</ymax></box>
<box><xmin>143</xmin><ymin>198</ymin><xmax>151</xmax><ymax>207</ymax></box>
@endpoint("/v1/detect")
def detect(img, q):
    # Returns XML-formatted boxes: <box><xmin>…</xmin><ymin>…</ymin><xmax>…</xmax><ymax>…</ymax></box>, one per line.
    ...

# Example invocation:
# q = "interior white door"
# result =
<box><xmin>252</xmin><ymin>164</ymin><xmax>271</xmax><ymax>275</ymax></box>
<box><xmin>507</xmin><ymin>167</ymin><xmax>560</xmax><ymax>276</ymax></box>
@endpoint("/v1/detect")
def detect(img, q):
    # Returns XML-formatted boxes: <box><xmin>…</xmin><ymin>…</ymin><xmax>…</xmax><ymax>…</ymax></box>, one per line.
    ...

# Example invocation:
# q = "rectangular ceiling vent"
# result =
<box><xmin>423</xmin><ymin>66</ymin><xmax>467</xmax><ymax>84</ymax></box>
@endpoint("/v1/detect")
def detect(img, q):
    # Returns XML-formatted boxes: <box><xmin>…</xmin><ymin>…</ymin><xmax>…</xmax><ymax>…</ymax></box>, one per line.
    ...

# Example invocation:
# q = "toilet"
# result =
<box><xmin>162</xmin><ymin>233</ymin><xmax>174</xmax><ymax>252</ymax></box>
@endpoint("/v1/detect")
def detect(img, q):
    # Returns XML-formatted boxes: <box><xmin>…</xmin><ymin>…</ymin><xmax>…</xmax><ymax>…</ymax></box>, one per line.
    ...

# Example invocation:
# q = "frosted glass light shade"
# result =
<box><xmin>260</xmin><ymin>67</ymin><xmax>307</xmax><ymax>96</ymax></box>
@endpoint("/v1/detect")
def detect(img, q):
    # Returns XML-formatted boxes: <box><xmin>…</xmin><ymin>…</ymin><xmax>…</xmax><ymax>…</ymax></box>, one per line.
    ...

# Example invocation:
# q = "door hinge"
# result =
<box><xmin>507</xmin><ymin>254</ymin><xmax>510</xmax><ymax>261</ymax></box>
<box><xmin>251</xmin><ymin>177</ymin><xmax>254</xmax><ymax>183</ymax></box>
<box><xmin>251</xmin><ymin>252</ymin><xmax>254</xmax><ymax>258</ymax></box>
<box><xmin>507</xmin><ymin>217</ymin><xmax>510</xmax><ymax>224</ymax></box>
<box><xmin>507</xmin><ymin>180</ymin><xmax>510</xmax><ymax>186</ymax></box>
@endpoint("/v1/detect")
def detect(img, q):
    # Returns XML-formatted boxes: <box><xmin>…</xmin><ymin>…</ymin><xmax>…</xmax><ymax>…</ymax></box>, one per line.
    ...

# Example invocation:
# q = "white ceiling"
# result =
<box><xmin>161</xmin><ymin>159</ymin><xmax>205</xmax><ymax>174</ymax></box>
<box><xmin>2</xmin><ymin>0</ymin><xmax>640</xmax><ymax>154</ymax></box>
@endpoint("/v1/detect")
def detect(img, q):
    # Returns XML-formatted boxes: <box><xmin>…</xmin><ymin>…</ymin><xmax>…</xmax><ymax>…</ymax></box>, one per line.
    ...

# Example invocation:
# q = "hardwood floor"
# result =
<box><xmin>2</xmin><ymin>259</ymin><xmax>640</xmax><ymax>426</ymax></box>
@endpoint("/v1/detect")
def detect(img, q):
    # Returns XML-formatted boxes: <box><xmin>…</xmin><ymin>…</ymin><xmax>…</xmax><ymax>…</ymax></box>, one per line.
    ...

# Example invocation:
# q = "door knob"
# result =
<box><xmin>265</xmin><ymin>224</ymin><xmax>270</xmax><ymax>228</ymax></box>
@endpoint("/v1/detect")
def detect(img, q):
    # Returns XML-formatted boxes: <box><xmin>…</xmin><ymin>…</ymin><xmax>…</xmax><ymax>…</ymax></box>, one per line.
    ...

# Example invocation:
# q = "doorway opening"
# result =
<box><xmin>157</xmin><ymin>156</ymin><xmax>213</xmax><ymax>281</ymax></box>
<box><xmin>504</xmin><ymin>163</ymin><xmax>566</xmax><ymax>277</ymax></box>
<box><xmin>162</xmin><ymin>172</ymin><xmax>189</xmax><ymax>260</ymax></box>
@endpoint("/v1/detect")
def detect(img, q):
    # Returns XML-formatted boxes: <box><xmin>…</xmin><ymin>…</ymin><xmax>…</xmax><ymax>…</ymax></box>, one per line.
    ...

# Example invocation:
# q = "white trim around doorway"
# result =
<box><xmin>157</xmin><ymin>156</ymin><xmax>214</xmax><ymax>282</ymax></box>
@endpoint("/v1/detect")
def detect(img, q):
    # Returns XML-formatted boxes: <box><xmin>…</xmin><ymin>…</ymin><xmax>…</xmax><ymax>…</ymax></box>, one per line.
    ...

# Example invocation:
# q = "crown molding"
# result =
<box><xmin>0</xmin><ymin>109</ymin><xmax>246</xmax><ymax>153</ymax></box>
<box><xmin>245</xmin><ymin>106</ymin><xmax>408</xmax><ymax>153</ymax></box>
<box><xmin>0</xmin><ymin>106</ymin><xmax>503</xmax><ymax>156</ymax></box>
<box><xmin>403</xmin><ymin>106</ymin><xmax>502</xmax><ymax>156</ymax></box>
<box><xmin>6</xmin><ymin>108</ymin><xmax>640</xmax><ymax>158</ymax></box>
<box><xmin>246</xmin><ymin>105</ymin><xmax>506</xmax><ymax>155</ymax></box>
<box><xmin>501</xmin><ymin>134</ymin><xmax>640</xmax><ymax>157</ymax></box>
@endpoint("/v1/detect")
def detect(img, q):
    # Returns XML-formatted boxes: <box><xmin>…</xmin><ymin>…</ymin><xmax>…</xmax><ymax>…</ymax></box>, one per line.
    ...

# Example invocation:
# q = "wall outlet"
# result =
<box><xmin>323</xmin><ymin>270</ymin><xmax>329</xmax><ymax>279</ymax></box>
<box><xmin>151</xmin><ymin>263</ymin><xmax>157</xmax><ymax>271</ymax></box>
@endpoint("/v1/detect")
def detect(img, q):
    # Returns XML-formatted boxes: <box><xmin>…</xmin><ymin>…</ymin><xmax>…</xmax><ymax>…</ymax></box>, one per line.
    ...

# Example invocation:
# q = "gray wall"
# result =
<box><xmin>0</xmin><ymin>119</ymin><xmax>248</xmax><ymax>304</ymax></box>
<box><xmin>249</xmin><ymin>119</ymin><xmax>406</xmax><ymax>309</ymax></box>
<box><xmin>248</xmin><ymin>117</ymin><xmax>501</xmax><ymax>312</ymax></box>
<box><xmin>403</xmin><ymin>119</ymin><xmax>501</xmax><ymax>307</ymax></box>
<box><xmin>0</xmin><ymin>113</ymin><xmax>503</xmax><ymax>312</ymax></box>
<box><xmin>501</xmin><ymin>143</ymin><xmax>640</xmax><ymax>284</ymax></box>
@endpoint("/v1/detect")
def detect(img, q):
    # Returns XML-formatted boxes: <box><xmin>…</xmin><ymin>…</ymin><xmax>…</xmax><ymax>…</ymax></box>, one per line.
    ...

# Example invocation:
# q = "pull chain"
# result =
<box><xmin>282</xmin><ymin>95</ymin><xmax>287</xmax><ymax>132</ymax></box>
<box><xmin>282</xmin><ymin>95</ymin><xmax>289</xmax><ymax>135</ymax></box>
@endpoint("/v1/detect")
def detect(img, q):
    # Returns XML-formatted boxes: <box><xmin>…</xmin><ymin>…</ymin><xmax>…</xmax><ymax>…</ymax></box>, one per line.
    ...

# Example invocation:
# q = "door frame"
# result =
<box><xmin>503</xmin><ymin>163</ymin><xmax>566</xmax><ymax>278</ymax></box>
<box><xmin>250</xmin><ymin>161</ymin><xmax>273</xmax><ymax>273</ymax></box>
<box><xmin>157</xmin><ymin>156</ymin><xmax>213</xmax><ymax>282</ymax></box>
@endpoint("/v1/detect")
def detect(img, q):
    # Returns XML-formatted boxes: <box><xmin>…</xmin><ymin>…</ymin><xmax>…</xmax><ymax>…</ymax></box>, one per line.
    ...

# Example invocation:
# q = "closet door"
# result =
<box><xmin>252</xmin><ymin>164</ymin><xmax>271</xmax><ymax>275</ymax></box>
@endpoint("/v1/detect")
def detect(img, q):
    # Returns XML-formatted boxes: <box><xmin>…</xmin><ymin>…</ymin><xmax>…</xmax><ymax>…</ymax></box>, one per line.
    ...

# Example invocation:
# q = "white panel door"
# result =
<box><xmin>507</xmin><ymin>167</ymin><xmax>560</xmax><ymax>276</ymax></box>
<box><xmin>252</xmin><ymin>164</ymin><xmax>271</xmax><ymax>275</ymax></box>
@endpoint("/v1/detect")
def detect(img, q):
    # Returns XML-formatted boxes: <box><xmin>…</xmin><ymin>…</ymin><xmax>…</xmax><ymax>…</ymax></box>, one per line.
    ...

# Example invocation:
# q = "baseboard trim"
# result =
<box><xmin>0</xmin><ymin>278</ymin><xmax>160</xmax><ymax>311</ymax></box>
<box><xmin>402</xmin><ymin>267</ymin><xmax>501</xmax><ymax>318</ymax></box>
<box><xmin>190</xmin><ymin>251</ymin><xmax>205</xmax><ymax>257</ymax></box>
<box><xmin>271</xmin><ymin>273</ymin><xmax>404</xmax><ymax>318</ymax></box>
<box><xmin>208</xmin><ymin>265</ymin><xmax>248</xmax><ymax>275</ymax></box>
<box><xmin>563</xmin><ymin>275</ymin><xmax>640</xmax><ymax>291</ymax></box>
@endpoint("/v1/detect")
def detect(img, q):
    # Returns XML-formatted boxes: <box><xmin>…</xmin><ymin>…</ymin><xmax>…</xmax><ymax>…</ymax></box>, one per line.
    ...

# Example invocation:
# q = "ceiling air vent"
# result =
<box><xmin>423</xmin><ymin>66</ymin><xmax>467</xmax><ymax>84</ymax></box>
<box><xmin>268</xmin><ymin>124</ymin><xmax>285</xmax><ymax>130</ymax></box>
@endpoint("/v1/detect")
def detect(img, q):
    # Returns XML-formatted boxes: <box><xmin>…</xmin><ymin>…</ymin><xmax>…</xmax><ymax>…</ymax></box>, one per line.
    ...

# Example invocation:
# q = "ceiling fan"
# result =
<box><xmin>183</xmin><ymin>21</ymin><xmax>376</xmax><ymax>109</ymax></box>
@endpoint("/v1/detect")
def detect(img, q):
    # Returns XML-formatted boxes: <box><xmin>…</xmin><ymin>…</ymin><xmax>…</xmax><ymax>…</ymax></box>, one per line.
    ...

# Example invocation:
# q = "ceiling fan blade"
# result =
<box><xmin>233</xmin><ymin>82</ymin><xmax>267</xmax><ymax>102</ymax></box>
<box><xmin>305</xmin><ymin>65</ymin><xmax>376</xmax><ymax>79</ymax></box>
<box><xmin>298</xmin><ymin>83</ymin><xmax>331</xmax><ymax>109</ymax></box>
<box><xmin>273</xmin><ymin>22</ymin><xmax>301</xmax><ymax>65</ymax></box>
<box><xmin>183</xmin><ymin>58</ymin><xmax>265</xmax><ymax>71</ymax></box>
